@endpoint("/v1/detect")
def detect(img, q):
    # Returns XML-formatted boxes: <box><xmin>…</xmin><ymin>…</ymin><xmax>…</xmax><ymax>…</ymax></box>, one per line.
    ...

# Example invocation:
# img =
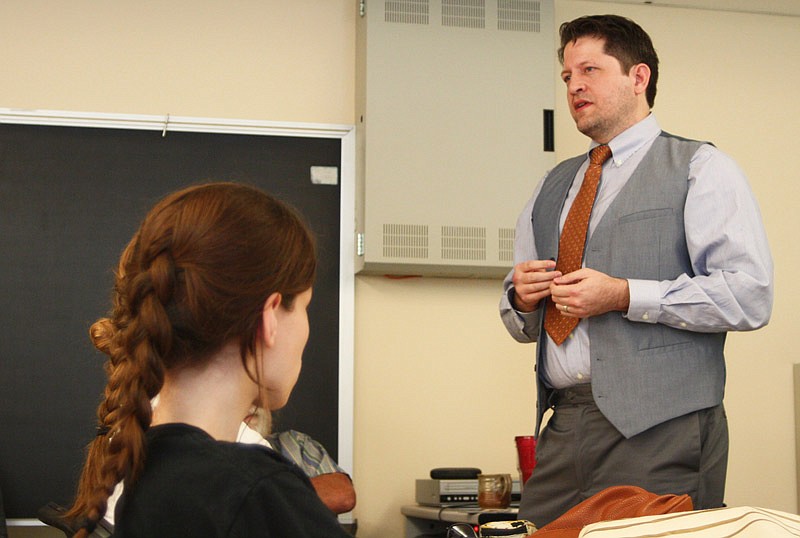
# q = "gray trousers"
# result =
<box><xmin>518</xmin><ymin>384</ymin><xmax>728</xmax><ymax>528</ymax></box>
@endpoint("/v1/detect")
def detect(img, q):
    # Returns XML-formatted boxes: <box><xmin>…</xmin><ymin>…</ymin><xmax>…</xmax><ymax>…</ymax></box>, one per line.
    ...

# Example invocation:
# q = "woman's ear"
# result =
<box><xmin>260</xmin><ymin>292</ymin><xmax>282</xmax><ymax>348</ymax></box>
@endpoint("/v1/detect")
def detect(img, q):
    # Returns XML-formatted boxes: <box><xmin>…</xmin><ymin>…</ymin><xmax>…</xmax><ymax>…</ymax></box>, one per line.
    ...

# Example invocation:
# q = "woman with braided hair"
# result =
<box><xmin>66</xmin><ymin>182</ymin><xmax>350</xmax><ymax>537</ymax></box>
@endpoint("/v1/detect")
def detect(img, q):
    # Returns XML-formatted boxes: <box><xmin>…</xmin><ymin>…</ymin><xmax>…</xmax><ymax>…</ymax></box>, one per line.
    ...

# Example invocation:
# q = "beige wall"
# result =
<box><xmin>0</xmin><ymin>0</ymin><xmax>354</xmax><ymax>123</ymax></box>
<box><xmin>1</xmin><ymin>1</ymin><xmax>797</xmax><ymax>537</ymax></box>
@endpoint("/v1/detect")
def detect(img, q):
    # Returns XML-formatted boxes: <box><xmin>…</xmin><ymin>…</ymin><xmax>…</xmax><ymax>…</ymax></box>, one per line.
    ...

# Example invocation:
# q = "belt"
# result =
<box><xmin>549</xmin><ymin>383</ymin><xmax>594</xmax><ymax>408</ymax></box>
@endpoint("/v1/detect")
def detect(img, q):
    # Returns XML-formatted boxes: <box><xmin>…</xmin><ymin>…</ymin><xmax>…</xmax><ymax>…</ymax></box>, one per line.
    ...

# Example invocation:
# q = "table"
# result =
<box><xmin>401</xmin><ymin>504</ymin><xmax>519</xmax><ymax>538</ymax></box>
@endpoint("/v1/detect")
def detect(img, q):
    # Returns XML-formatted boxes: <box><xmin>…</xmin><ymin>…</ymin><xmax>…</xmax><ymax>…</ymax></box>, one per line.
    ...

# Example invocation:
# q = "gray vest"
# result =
<box><xmin>532</xmin><ymin>133</ymin><xmax>726</xmax><ymax>438</ymax></box>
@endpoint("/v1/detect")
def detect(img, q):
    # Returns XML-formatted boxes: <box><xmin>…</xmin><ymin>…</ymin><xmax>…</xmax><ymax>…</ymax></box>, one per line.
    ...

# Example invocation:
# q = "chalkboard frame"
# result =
<box><xmin>0</xmin><ymin>108</ymin><xmax>356</xmax><ymax>524</ymax></box>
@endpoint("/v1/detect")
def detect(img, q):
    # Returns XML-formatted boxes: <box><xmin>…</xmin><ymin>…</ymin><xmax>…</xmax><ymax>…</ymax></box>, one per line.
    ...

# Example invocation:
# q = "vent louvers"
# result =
<box><xmin>499</xmin><ymin>228</ymin><xmax>515</xmax><ymax>263</ymax></box>
<box><xmin>498</xmin><ymin>0</ymin><xmax>541</xmax><ymax>33</ymax></box>
<box><xmin>385</xmin><ymin>0</ymin><xmax>430</xmax><ymax>24</ymax></box>
<box><xmin>383</xmin><ymin>224</ymin><xmax>429</xmax><ymax>259</ymax></box>
<box><xmin>442</xmin><ymin>0</ymin><xmax>486</xmax><ymax>29</ymax></box>
<box><xmin>442</xmin><ymin>226</ymin><xmax>487</xmax><ymax>261</ymax></box>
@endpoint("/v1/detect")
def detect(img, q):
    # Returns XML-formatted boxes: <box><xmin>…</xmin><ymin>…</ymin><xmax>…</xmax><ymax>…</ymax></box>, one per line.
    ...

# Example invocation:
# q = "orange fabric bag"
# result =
<box><xmin>530</xmin><ymin>485</ymin><xmax>693</xmax><ymax>537</ymax></box>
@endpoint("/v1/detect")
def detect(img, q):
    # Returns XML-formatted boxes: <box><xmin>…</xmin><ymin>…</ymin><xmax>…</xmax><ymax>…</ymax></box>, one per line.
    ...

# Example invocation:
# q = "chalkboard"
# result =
<box><xmin>0</xmin><ymin>118</ymin><xmax>349</xmax><ymax>519</ymax></box>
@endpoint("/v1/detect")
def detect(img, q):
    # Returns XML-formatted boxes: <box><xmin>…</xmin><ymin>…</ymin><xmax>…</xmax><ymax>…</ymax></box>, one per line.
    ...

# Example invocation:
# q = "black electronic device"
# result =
<box><xmin>429</xmin><ymin>467</ymin><xmax>482</xmax><ymax>480</ymax></box>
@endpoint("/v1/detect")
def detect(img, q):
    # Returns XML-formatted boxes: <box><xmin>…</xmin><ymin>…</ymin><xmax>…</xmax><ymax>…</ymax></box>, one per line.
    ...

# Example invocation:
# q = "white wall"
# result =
<box><xmin>1</xmin><ymin>2</ymin><xmax>797</xmax><ymax>537</ymax></box>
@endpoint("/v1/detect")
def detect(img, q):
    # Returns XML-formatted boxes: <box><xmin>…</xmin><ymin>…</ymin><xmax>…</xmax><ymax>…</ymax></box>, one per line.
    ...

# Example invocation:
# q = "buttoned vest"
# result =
<box><xmin>532</xmin><ymin>133</ymin><xmax>726</xmax><ymax>438</ymax></box>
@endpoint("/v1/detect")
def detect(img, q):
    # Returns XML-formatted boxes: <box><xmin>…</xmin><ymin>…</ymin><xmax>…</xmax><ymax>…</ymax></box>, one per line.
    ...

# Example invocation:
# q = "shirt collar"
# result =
<box><xmin>589</xmin><ymin>114</ymin><xmax>661</xmax><ymax>167</ymax></box>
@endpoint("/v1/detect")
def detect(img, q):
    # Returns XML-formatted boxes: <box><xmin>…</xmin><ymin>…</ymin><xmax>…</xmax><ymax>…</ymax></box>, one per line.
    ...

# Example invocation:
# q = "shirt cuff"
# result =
<box><xmin>506</xmin><ymin>286</ymin><xmax>541</xmax><ymax>316</ymax></box>
<box><xmin>626</xmin><ymin>279</ymin><xmax>660</xmax><ymax>323</ymax></box>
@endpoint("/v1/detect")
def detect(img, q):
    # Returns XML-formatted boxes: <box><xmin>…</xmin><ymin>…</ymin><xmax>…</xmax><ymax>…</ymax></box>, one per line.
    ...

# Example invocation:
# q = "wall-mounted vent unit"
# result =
<box><xmin>356</xmin><ymin>0</ymin><xmax>555</xmax><ymax>278</ymax></box>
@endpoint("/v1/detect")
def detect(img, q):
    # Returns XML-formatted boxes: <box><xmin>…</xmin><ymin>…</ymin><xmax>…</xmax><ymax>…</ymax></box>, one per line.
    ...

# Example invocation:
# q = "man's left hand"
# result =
<box><xmin>549</xmin><ymin>268</ymin><xmax>630</xmax><ymax>318</ymax></box>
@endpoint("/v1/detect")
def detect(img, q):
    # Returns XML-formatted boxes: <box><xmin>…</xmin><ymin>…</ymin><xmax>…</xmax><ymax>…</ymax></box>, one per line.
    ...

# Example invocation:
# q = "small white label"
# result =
<box><xmin>310</xmin><ymin>166</ymin><xmax>339</xmax><ymax>185</ymax></box>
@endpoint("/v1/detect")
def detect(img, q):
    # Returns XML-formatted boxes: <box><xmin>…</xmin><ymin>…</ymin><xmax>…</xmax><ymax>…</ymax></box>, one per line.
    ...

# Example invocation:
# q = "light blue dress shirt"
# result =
<box><xmin>500</xmin><ymin>114</ymin><xmax>773</xmax><ymax>389</ymax></box>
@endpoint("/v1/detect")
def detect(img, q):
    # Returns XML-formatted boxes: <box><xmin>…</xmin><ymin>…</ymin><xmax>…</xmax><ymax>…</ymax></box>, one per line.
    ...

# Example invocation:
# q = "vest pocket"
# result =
<box><xmin>617</xmin><ymin>207</ymin><xmax>673</xmax><ymax>225</ymax></box>
<box><xmin>594</xmin><ymin>205</ymin><xmax>690</xmax><ymax>283</ymax></box>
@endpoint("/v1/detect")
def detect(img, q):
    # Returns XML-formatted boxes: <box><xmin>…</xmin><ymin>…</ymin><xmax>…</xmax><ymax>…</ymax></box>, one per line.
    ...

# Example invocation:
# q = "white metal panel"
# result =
<box><xmin>357</xmin><ymin>0</ymin><xmax>556</xmax><ymax>277</ymax></box>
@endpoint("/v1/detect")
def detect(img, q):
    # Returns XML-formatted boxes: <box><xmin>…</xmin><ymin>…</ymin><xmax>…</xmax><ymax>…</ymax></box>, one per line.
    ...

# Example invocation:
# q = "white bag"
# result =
<box><xmin>579</xmin><ymin>506</ymin><xmax>800</xmax><ymax>537</ymax></box>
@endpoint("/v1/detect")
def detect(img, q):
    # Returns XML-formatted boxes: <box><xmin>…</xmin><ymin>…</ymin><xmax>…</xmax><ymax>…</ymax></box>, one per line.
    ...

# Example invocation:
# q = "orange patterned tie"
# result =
<box><xmin>544</xmin><ymin>144</ymin><xmax>613</xmax><ymax>345</ymax></box>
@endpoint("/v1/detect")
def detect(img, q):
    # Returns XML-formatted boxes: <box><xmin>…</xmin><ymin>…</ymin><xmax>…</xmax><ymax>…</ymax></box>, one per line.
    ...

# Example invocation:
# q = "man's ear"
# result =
<box><xmin>260</xmin><ymin>292</ymin><xmax>282</xmax><ymax>348</ymax></box>
<box><xmin>631</xmin><ymin>63</ymin><xmax>651</xmax><ymax>96</ymax></box>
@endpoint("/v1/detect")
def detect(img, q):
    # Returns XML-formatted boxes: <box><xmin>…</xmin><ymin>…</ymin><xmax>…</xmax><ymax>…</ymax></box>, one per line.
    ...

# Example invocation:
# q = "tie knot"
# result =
<box><xmin>590</xmin><ymin>144</ymin><xmax>612</xmax><ymax>165</ymax></box>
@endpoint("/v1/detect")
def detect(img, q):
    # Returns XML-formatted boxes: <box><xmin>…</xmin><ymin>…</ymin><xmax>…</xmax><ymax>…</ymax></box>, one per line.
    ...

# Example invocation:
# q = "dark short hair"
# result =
<box><xmin>558</xmin><ymin>14</ymin><xmax>659</xmax><ymax>108</ymax></box>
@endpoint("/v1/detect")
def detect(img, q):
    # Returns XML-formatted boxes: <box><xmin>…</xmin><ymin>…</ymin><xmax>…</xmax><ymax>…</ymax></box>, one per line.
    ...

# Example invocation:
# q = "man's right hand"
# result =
<box><xmin>512</xmin><ymin>259</ymin><xmax>561</xmax><ymax>312</ymax></box>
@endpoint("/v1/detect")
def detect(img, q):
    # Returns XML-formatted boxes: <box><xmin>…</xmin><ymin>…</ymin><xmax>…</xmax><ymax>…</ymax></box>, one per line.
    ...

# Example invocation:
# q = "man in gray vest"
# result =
<box><xmin>499</xmin><ymin>14</ymin><xmax>773</xmax><ymax>527</ymax></box>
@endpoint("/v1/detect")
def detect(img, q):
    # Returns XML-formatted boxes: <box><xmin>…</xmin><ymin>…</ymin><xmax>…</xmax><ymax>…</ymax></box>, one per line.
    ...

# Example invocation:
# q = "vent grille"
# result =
<box><xmin>442</xmin><ymin>0</ymin><xmax>486</xmax><ymax>29</ymax></box>
<box><xmin>498</xmin><ymin>0</ymin><xmax>541</xmax><ymax>32</ymax></box>
<box><xmin>385</xmin><ymin>0</ymin><xmax>430</xmax><ymax>24</ymax></box>
<box><xmin>383</xmin><ymin>224</ymin><xmax>429</xmax><ymax>258</ymax></box>
<box><xmin>442</xmin><ymin>226</ymin><xmax>486</xmax><ymax>260</ymax></box>
<box><xmin>499</xmin><ymin>228</ymin><xmax>515</xmax><ymax>262</ymax></box>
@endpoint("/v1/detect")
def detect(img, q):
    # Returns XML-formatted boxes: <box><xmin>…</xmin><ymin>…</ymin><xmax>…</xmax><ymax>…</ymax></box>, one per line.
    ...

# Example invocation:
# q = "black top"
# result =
<box><xmin>114</xmin><ymin>424</ymin><xmax>350</xmax><ymax>537</ymax></box>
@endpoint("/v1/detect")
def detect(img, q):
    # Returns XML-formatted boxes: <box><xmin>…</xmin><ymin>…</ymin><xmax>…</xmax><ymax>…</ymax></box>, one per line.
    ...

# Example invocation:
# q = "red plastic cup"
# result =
<box><xmin>515</xmin><ymin>435</ymin><xmax>537</xmax><ymax>486</ymax></box>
